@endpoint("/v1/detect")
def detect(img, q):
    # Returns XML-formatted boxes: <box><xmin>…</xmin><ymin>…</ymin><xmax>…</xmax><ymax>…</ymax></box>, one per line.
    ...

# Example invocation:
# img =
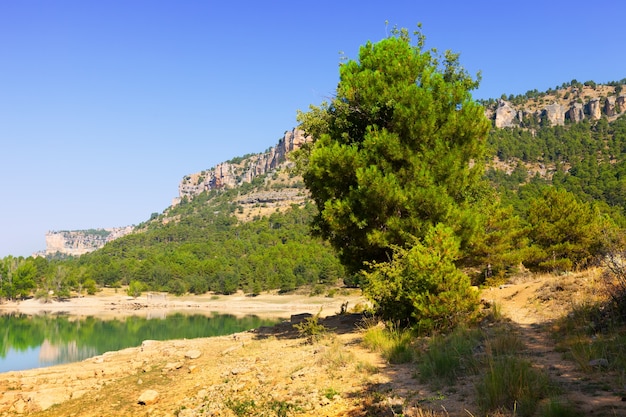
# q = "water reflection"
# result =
<box><xmin>0</xmin><ymin>312</ymin><xmax>279</xmax><ymax>373</ymax></box>
<box><xmin>39</xmin><ymin>339</ymin><xmax>97</xmax><ymax>365</ymax></box>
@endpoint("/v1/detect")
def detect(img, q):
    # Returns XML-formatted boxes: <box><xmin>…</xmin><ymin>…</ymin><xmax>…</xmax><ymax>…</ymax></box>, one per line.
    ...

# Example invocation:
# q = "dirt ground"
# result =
<box><xmin>1</xmin><ymin>274</ymin><xmax>625</xmax><ymax>416</ymax></box>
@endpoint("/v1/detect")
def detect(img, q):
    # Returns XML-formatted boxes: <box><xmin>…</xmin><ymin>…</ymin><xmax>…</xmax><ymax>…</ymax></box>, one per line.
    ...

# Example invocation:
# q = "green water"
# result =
<box><xmin>0</xmin><ymin>312</ymin><xmax>280</xmax><ymax>373</ymax></box>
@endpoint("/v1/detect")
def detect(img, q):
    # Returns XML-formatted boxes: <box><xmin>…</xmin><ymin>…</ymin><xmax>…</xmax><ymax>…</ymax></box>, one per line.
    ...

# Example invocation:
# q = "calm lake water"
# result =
<box><xmin>0</xmin><ymin>312</ymin><xmax>280</xmax><ymax>373</ymax></box>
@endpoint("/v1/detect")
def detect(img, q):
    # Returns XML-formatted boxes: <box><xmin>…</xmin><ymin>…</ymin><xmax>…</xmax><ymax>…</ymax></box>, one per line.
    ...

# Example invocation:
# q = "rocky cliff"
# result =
<box><xmin>174</xmin><ymin>128</ymin><xmax>310</xmax><ymax>204</ymax></box>
<box><xmin>40</xmin><ymin>227</ymin><xmax>134</xmax><ymax>257</ymax></box>
<box><xmin>486</xmin><ymin>84</ymin><xmax>626</xmax><ymax>128</ymax></box>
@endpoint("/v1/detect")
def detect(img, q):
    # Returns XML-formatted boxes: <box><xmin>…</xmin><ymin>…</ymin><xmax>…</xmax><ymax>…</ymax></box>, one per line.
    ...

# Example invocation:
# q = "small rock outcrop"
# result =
<box><xmin>566</xmin><ymin>103</ymin><xmax>585</xmax><ymax>122</ymax></box>
<box><xmin>605</xmin><ymin>96</ymin><xmax>616</xmax><ymax>117</ymax></box>
<box><xmin>542</xmin><ymin>103</ymin><xmax>565</xmax><ymax>126</ymax></box>
<box><xmin>617</xmin><ymin>95</ymin><xmax>626</xmax><ymax>111</ymax></box>
<box><xmin>485</xmin><ymin>84</ymin><xmax>626</xmax><ymax>127</ymax></box>
<box><xmin>494</xmin><ymin>100</ymin><xmax>517</xmax><ymax>128</ymax></box>
<box><xmin>587</xmin><ymin>98</ymin><xmax>602</xmax><ymax>120</ymax></box>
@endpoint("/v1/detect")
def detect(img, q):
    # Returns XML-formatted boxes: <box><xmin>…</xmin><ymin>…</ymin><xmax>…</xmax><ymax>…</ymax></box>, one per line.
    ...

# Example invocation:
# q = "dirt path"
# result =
<box><xmin>487</xmin><ymin>276</ymin><xmax>626</xmax><ymax>416</ymax></box>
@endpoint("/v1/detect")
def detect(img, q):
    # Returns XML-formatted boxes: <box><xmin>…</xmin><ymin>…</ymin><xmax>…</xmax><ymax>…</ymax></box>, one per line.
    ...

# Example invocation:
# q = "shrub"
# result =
<box><xmin>294</xmin><ymin>312</ymin><xmax>327</xmax><ymax>343</ymax></box>
<box><xmin>363</xmin><ymin>224</ymin><xmax>480</xmax><ymax>333</ymax></box>
<box><xmin>127</xmin><ymin>280</ymin><xmax>144</xmax><ymax>298</ymax></box>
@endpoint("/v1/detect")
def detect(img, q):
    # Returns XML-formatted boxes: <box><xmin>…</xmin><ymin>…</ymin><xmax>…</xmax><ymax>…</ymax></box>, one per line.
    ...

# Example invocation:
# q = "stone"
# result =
<box><xmin>230</xmin><ymin>367</ymin><xmax>250</xmax><ymax>375</ymax></box>
<box><xmin>542</xmin><ymin>103</ymin><xmax>565</xmax><ymax>126</ymax></box>
<box><xmin>162</xmin><ymin>362</ymin><xmax>184</xmax><ymax>372</ymax></box>
<box><xmin>184</xmin><ymin>349</ymin><xmax>202</xmax><ymax>359</ymax></box>
<box><xmin>566</xmin><ymin>103</ymin><xmax>585</xmax><ymax>122</ymax></box>
<box><xmin>587</xmin><ymin>98</ymin><xmax>602</xmax><ymax>120</ymax></box>
<box><xmin>494</xmin><ymin>99</ymin><xmax>517</xmax><ymax>128</ymax></box>
<box><xmin>137</xmin><ymin>389</ymin><xmax>159</xmax><ymax>405</ymax></box>
<box><xmin>605</xmin><ymin>96</ymin><xmax>616</xmax><ymax>117</ymax></box>
<box><xmin>588</xmin><ymin>358</ymin><xmax>609</xmax><ymax>368</ymax></box>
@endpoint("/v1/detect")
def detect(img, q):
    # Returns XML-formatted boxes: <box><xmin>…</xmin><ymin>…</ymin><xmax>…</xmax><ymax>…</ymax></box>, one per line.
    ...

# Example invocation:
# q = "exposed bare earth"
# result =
<box><xmin>0</xmin><ymin>289</ymin><xmax>360</xmax><ymax>319</ymax></box>
<box><xmin>1</xmin><ymin>274</ymin><xmax>625</xmax><ymax>416</ymax></box>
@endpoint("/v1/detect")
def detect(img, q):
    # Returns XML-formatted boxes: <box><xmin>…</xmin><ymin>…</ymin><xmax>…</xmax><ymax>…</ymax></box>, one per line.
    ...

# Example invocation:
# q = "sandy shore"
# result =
<box><xmin>0</xmin><ymin>288</ymin><xmax>366</xmax><ymax>319</ymax></box>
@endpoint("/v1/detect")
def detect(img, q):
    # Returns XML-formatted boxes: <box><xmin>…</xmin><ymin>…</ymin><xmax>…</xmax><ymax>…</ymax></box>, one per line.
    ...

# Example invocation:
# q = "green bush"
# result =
<box><xmin>363</xmin><ymin>224</ymin><xmax>480</xmax><ymax>333</ymax></box>
<box><xmin>294</xmin><ymin>312</ymin><xmax>327</xmax><ymax>343</ymax></box>
<box><xmin>127</xmin><ymin>280</ymin><xmax>144</xmax><ymax>298</ymax></box>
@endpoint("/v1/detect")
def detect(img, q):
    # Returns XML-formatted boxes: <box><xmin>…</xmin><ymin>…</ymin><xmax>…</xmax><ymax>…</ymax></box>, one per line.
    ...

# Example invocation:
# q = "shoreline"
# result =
<box><xmin>0</xmin><ymin>288</ymin><xmax>365</xmax><ymax>319</ymax></box>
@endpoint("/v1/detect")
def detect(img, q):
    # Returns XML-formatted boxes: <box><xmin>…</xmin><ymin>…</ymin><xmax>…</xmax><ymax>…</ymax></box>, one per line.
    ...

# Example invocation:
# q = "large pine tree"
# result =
<box><xmin>297</xmin><ymin>27</ymin><xmax>491</xmax><ymax>276</ymax></box>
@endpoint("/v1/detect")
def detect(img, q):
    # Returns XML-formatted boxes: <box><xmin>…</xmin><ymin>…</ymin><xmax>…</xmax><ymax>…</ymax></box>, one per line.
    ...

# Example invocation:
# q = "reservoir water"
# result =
<box><xmin>0</xmin><ymin>312</ymin><xmax>280</xmax><ymax>373</ymax></box>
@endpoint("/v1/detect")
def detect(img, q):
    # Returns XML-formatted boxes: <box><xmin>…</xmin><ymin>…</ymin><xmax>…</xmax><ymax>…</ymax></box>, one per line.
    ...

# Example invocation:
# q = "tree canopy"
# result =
<box><xmin>297</xmin><ymin>27</ymin><xmax>490</xmax><ymax>275</ymax></box>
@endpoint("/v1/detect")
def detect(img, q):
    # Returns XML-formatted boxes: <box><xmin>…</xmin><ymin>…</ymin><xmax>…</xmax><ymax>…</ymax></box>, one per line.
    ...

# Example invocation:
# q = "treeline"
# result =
<box><xmin>479</xmin><ymin>78</ymin><xmax>626</xmax><ymax>107</ymax></box>
<box><xmin>0</xmin><ymin>197</ymin><xmax>344</xmax><ymax>300</ymax></box>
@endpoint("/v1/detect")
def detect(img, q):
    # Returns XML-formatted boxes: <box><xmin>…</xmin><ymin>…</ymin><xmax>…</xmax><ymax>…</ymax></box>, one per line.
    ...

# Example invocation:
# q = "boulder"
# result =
<box><xmin>290</xmin><ymin>313</ymin><xmax>313</xmax><ymax>324</ymax></box>
<box><xmin>137</xmin><ymin>389</ymin><xmax>159</xmax><ymax>405</ymax></box>
<box><xmin>184</xmin><ymin>349</ymin><xmax>202</xmax><ymax>360</ymax></box>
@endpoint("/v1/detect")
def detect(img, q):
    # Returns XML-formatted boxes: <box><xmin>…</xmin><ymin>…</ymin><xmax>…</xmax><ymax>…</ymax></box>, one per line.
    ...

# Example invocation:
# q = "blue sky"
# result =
<box><xmin>1</xmin><ymin>0</ymin><xmax>624</xmax><ymax>257</ymax></box>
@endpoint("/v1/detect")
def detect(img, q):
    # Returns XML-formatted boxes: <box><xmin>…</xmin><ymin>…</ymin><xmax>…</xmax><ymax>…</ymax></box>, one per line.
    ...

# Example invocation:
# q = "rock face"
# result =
<box><xmin>587</xmin><ymin>98</ymin><xmax>602</xmax><ymax>120</ymax></box>
<box><xmin>543</xmin><ymin>103</ymin><xmax>565</xmax><ymax>126</ymax></box>
<box><xmin>494</xmin><ymin>100</ymin><xmax>517</xmax><ymax>128</ymax></box>
<box><xmin>176</xmin><ymin>128</ymin><xmax>310</xmax><ymax>203</ymax></box>
<box><xmin>618</xmin><ymin>95</ymin><xmax>626</xmax><ymax>111</ymax></box>
<box><xmin>40</xmin><ymin>227</ymin><xmax>134</xmax><ymax>257</ymax></box>
<box><xmin>485</xmin><ymin>84</ymin><xmax>626</xmax><ymax>127</ymax></box>
<box><xmin>566</xmin><ymin>103</ymin><xmax>585</xmax><ymax>122</ymax></box>
<box><xmin>605</xmin><ymin>96</ymin><xmax>616</xmax><ymax>117</ymax></box>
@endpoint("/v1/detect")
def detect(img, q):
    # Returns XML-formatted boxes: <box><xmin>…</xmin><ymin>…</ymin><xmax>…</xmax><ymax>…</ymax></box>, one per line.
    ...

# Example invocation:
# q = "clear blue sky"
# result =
<box><xmin>1</xmin><ymin>0</ymin><xmax>624</xmax><ymax>258</ymax></box>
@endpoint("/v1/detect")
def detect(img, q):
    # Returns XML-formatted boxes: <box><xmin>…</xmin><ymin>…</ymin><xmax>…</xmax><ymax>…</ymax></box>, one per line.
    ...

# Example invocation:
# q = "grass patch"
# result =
<box><xmin>322</xmin><ymin>387</ymin><xmax>339</xmax><ymax>400</ymax></box>
<box><xmin>476</xmin><ymin>355</ymin><xmax>556</xmax><ymax>417</ymax></box>
<box><xmin>224</xmin><ymin>398</ymin><xmax>256</xmax><ymax>416</ymax></box>
<box><xmin>417</xmin><ymin>326</ymin><xmax>482</xmax><ymax>385</ymax></box>
<box><xmin>318</xmin><ymin>338</ymin><xmax>355</xmax><ymax>368</ymax></box>
<box><xmin>552</xmin><ymin>298</ymin><xmax>626</xmax><ymax>374</ymax></box>
<box><xmin>362</xmin><ymin>321</ymin><xmax>415</xmax><ymax>364</ymax></box>
<box><xmin>485</xmin><ymin>326</ymin><xmax>524</xmax><ymax>357</ymax></box>
<box><xmin>355</xmin><ymin>360</ymin><xmax>379</xmax><ymax>374</ymax></box>
<box><xmin>538</xmin><ymin>398</ymin><xmax>583</xmax><ymax>417</ymax></box>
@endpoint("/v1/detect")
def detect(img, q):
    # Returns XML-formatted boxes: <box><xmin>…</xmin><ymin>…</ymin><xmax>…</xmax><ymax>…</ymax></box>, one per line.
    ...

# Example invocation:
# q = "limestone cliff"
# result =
<box><xmin>40</xmin><ymin>227</ymin><xmax>134</xmax><ymax>257</ymax></box>
<box><xmin>488</xmin><ymin>84</ymin><xmax>626</xmax><ymax>128</ymax></box>
<box><xmin>174</xmin><ymin>128</ymin><xmax>310</xmax><ymax>204</ymax></box>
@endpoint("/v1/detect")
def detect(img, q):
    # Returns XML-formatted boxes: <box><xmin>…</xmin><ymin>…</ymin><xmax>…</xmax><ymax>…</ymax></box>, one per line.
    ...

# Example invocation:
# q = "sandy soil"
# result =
<box><xmin>0</xmin><ymin>288</ymin><xmax>365</xmax><ymax>319</ymax></box>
